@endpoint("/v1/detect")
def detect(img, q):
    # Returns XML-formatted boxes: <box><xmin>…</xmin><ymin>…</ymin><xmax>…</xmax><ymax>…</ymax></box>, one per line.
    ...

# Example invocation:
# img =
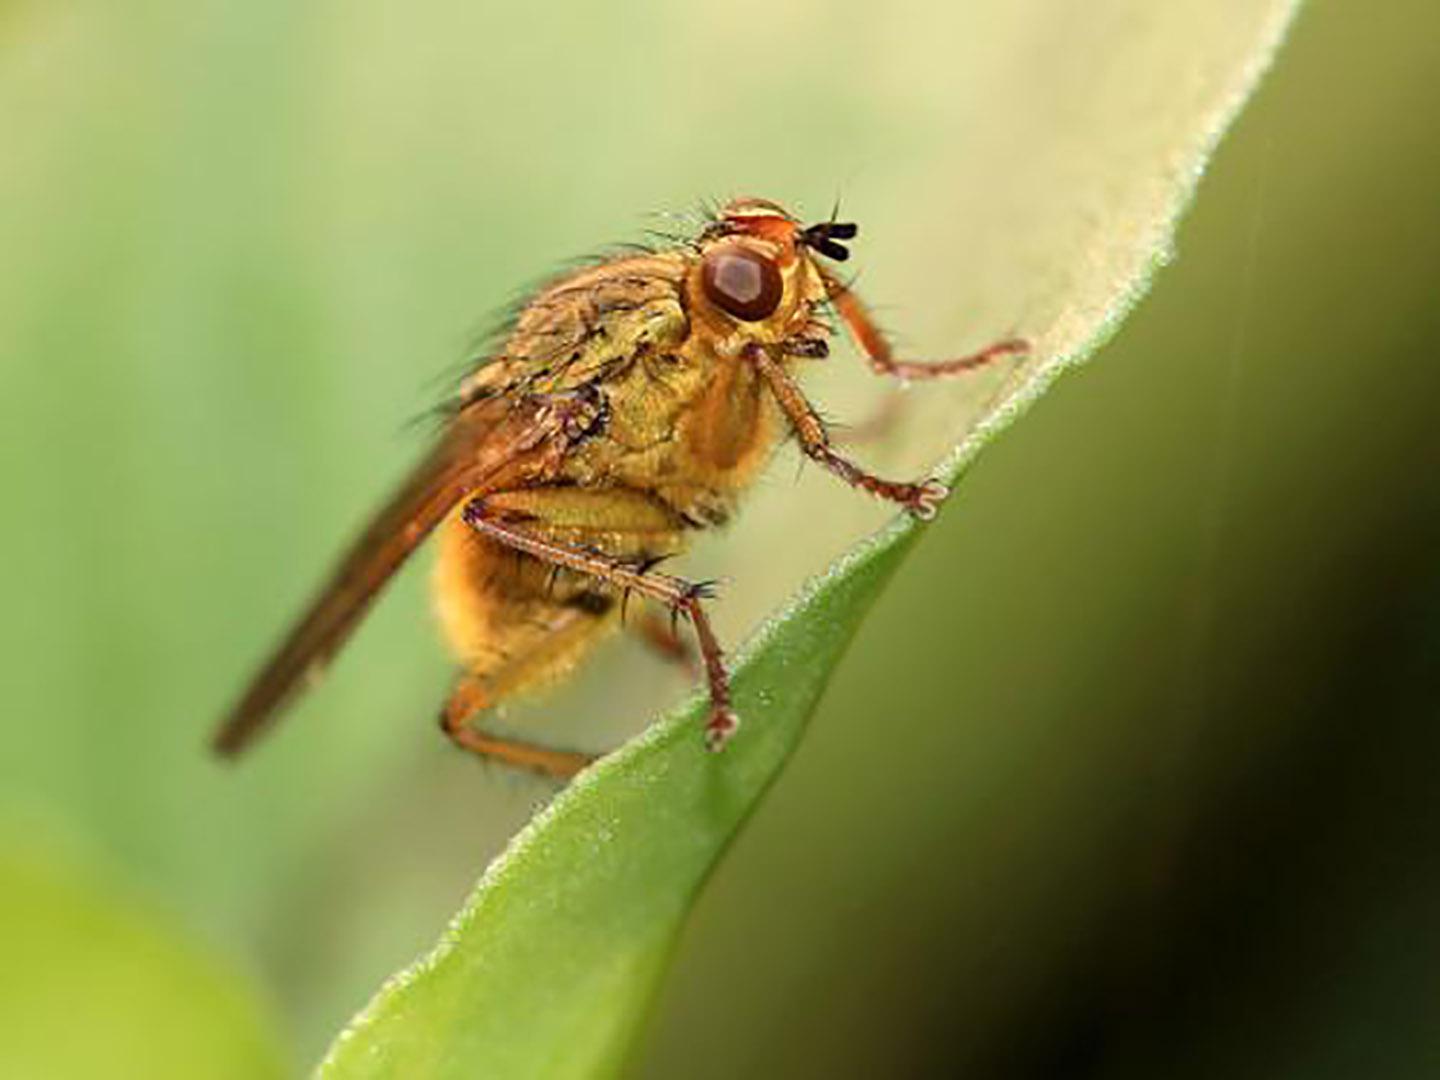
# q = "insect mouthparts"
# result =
<box><xmin>801</xmin><ymin>220</ymin><xmax>859</xmax><ymax>262</ymax></box>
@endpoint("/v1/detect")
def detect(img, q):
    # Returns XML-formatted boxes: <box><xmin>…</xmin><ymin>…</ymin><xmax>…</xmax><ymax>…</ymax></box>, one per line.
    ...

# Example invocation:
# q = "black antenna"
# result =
<box><xmin>801</xmin><ymin>219</ymin><xmax>859</xmax><ymax>262</ymax></box>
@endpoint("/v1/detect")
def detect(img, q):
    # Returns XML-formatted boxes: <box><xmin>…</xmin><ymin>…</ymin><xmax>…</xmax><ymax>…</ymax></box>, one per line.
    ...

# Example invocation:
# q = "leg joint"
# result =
<box><xmin>678</xmin><ymin>578</ymin><xmax>720</xmax><ymax>609</ymax></box>
<box><xmin>460</xmin><ymin>495</ymin><xmax>489</xmax><ymax>527</ymax></box>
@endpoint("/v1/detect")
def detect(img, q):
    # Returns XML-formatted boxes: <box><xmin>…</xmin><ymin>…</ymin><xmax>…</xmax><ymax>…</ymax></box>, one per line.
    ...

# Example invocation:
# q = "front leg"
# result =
<box><xmin>820</xmin><ymin>268</ymin><xmax>1029</xmax><ymax>381</ymax></box>
<box><xmin>746</xmin><ymin>345</ymin><xmax>947</xmax><ymax>520</ymax></box>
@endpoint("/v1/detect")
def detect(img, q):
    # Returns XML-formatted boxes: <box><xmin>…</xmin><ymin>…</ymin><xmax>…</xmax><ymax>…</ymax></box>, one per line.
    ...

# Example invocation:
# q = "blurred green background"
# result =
<box><xmin>2</xmin><ymin>0</ymin><xmax>1438</xmax><ymax>1076</ymax></box>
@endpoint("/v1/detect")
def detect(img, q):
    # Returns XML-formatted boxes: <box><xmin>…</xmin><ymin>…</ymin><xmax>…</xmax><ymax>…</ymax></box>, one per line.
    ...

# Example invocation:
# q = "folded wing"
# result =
<box><xmin>213</xmin><ymin>397</ymin><xmax>563</xmax><ymax>756</ymax></box>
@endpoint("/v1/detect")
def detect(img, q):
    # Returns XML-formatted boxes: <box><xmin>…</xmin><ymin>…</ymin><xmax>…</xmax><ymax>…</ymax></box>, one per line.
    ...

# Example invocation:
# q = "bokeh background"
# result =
<box><xmin>2</xmin><ymin>0</ymin><xmax>1438</xmax><ymax>1076</ymax></box>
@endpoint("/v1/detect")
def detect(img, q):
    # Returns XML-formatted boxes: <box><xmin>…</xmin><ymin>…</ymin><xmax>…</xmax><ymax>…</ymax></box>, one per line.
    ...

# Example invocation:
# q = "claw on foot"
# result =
<box><xmin>906</xmin><ymin>478</ymin><xmax>949</xmax><ymax>521</ymax></box>
<box><xmin>703</xmin><ymin>706</ymin><xmax>740</xmax><ymax>752</ymax></box>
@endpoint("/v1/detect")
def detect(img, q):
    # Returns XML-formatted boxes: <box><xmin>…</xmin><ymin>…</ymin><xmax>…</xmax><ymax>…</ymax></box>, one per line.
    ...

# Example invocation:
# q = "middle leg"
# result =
<box><xmin>629</xmin><ymin>610</ymin><xmax>698</xmax><ymax>673</ymax></box>
<box><xmin>459</xmin><ymin>492</ymin><xmax>740</xmax><ymax>752</ymax></box>
<box><xmin>820</xmin><ymin>267</ymin><xmax>1029</xmax><ymax>381</ymax></box>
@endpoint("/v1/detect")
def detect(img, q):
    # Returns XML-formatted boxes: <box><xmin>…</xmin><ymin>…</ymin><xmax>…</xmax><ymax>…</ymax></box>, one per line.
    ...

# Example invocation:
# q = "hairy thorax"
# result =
<box><xmin>483</xmin><ymin>251</ymin><xmax>795</xmax><ymax>527</ymax></box>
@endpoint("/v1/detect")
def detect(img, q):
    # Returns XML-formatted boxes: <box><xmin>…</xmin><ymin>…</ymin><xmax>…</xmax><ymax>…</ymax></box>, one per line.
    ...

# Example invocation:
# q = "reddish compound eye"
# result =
<box><xmin>701</xmin><ymin>247</ymin><xmax>782</xmax><ymax>322</ymax></box>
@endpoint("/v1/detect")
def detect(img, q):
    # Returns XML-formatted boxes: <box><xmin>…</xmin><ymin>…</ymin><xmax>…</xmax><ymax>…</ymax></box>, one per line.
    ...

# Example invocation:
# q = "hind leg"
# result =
<box><xmin>440</xmin><ymin>702</ymin><xmax>596</xmax><ymax>778</ymax></box>
<box><xmin>438</xmin><ymin>614</ymin><xmax>601</xmax><ymax>779</ymax></box>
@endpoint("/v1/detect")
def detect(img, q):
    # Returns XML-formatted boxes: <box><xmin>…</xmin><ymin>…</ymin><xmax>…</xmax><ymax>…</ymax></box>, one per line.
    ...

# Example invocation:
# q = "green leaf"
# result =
<box><xmin>320</xmin><ymin>4</ymin><xmax>1302</xmax><ymax>1078</ymax></box>
<box><xmin>0</xmin><ymin>829</ymin><xmax>290</xmax><ymax>1080</ymax></box>
<box><xmin>323</xmin><ymin>524</ymin><xmax>918</xmax><ymax>1079</ymax></box>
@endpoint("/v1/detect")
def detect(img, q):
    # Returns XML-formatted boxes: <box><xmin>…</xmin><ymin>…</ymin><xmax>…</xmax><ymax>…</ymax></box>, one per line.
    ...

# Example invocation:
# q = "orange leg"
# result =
<box><xmin>821</xmin><ymin>268</ymin><xmax>1029</xmax><ymax>381</ymax></box>
<box><xmin>439</xmin><ymin>669</ymin><xmax>597</xmax><ymax>779</ymax></box>
<box><xmin>748</xmin><ymin>345</ymin><xmax>948</xmax><ymax>520</ymax></box>
<box><xmin>630</xmin><ymin>609</ymin><xmax>698</xmax><ymax>673</ymax></box>
<box><xmin>460</xmin><ymin>497</ymin><xmax>739</xmax><ymax>752</ymax></box>
<box><xmin>833</xmin><ymin>390</ymin><xmax>906</xmax><ymax>448</ymax></box>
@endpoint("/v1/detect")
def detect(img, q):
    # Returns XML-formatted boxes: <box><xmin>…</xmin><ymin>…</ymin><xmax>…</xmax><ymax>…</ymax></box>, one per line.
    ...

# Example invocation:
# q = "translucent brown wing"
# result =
<box><xmin>213</xmin><ymin>396</ymin><xmax>567</xmax><ymax>757</ymax></box>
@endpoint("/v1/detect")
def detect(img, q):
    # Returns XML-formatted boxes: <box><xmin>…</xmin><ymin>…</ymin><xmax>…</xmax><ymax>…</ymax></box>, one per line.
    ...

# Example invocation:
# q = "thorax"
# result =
<box><xmin>569</xmin><ymin>330</ymin><xmax>788</xmax><ymax>526</ymax></box>
<box><xmin>480</xmin><ymin>250</ymin><xmax>809</xmax><ymax>527</ymax></box>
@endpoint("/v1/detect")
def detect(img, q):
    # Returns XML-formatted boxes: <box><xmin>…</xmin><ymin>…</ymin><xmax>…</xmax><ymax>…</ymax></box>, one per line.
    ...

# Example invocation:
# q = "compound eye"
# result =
<box><xmin>701</xmin><ymin>247</ymin><xmax>782</xmax><ymax>322</ymax></box>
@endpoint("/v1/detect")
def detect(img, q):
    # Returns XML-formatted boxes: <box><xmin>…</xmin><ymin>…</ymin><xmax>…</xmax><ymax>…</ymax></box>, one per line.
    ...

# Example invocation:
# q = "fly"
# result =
<box><xmin>213</xmin><ymin>198</ymin><xmax>1028</xmax><ymax>777</ymax></box>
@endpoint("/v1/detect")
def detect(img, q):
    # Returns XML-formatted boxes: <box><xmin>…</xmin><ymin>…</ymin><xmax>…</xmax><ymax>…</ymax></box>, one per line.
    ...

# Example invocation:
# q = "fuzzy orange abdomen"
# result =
<box><xmin>432</xmin><ymin>512</ymin><xmax>621</xmax><ymax>703</ymax></box>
